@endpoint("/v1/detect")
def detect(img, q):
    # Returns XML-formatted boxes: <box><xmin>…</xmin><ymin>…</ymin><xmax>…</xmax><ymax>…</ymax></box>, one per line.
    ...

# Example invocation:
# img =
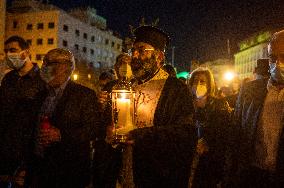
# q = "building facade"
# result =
<box><xmin>234</xmin><ymin>31</ymin><xmax>272</xmax><ymax>79</ymax></box>
<box><xmin>5</xmin><ymin>0</ymin><xmax>122</xmax><ymax>69</ymax></box>
<box><xmin>0</xmin><ymin>0</ymin><xmax>5</xmax><ymax>60</ymax></box>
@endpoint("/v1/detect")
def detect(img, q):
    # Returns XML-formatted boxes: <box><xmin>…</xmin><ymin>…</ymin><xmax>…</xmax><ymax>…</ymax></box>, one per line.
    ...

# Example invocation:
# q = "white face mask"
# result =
<box><xmin>6</xmin><ymin>51</ymin><xmax>28</xmax><ymax>70</ymax></box>
<box><xmin>193</xmin><ymin>84</ymin><xmax>207</xmax><ymax>99</ymax></box>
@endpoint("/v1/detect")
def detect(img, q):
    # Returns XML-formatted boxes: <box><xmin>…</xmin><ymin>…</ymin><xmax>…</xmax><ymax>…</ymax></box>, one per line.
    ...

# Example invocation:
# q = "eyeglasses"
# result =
<box><xmin>129</xmin><ymin>47</ymin><xmax>154</xmax><ymax>56</ymax></box>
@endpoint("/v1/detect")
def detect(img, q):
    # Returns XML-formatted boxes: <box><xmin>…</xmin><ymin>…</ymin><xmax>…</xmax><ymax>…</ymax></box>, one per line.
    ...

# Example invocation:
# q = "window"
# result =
<box><xmin>36</xmin><ymin>54</ymin><xmax>42</xmax><ymax>61</ymax></box>
<box><xmin>37</xmin><ymin>23</ymin><xmax>44</xmax><ymax>29</ymax></box>
<box><xmin>13</xmin><ymin>21</ymin><xmax>18</xmax><ymax>29</ymax></box>
<box><xmin>47</xmin><ymin>38</ymin><xmax>54</xmax><ymax>45</ymax></box>
<box><xmin>84</xmin><ymin>33</ymin><xmax>88</xmax><ymax>39</ymax></box>
<box><xmin>26</xmin><ymin>24</ymin><xmax>32</xmax><ymax>30</ymax></box>
<box><xmin>91</xmin><ymin>36</ymin><xmax>95</xmax><ymax>42</ymax></box>
<box><xmin>75</xmin><ymin>44</ymin><xmax>79</xmax><ymax>50</ymax></box>
<box><xmin>105</xmin><ymin>39</ymin><xmax>109</xmax><ymax>45</ymax></box>
<box><xmin>37</xmin><ymin>39</ymin><xmax>43</xmax><ymax>45</ymax></box>
<box><xmin>26</xmin><ymin>39</ymin><xmax>32</xmax><ymax>46</ymax></box>
<box><xmin>48</xmin><ymin>22</ymin><xmax>55</xmax><ymax>29</ymax></box>
<box><xmin>111</xmin><ymin>41</ymin><xmax>115</xmax><ymax>47</ymax></box>
<box><xmin>90</xmin><ymin>49</ymin><xmax>94</xmax><ymax>55</ymax></box>
<box><xmin>83</xmin><ymin>47</ymin><xmax>87</xmax><ymax>53</ymax></box>
<box><xmin>63</xmin><ymin>40</ymin><xmax>68</xmax><ymax>47</ymax></box>
<box><xmin>63</xmin><ymin>25</ymin><xmax>68</xmax><ymax>32</ymax></box>
<box><xmin>117</xmin><ymin>44</ymin><xmax>121</xmax><ymax>50</ymax></box>
<box><xmin>75</xmin><ymin>30</ymin><xmax>80</xmax><ymax>36</ymax></box>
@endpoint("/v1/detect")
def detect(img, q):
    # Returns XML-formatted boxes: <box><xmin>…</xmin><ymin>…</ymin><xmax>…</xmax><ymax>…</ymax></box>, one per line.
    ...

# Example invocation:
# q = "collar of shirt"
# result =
<box><xmin>46</xmin><ymin>79</ymin><xmax>69</xmax><ymax>97</ymax></box>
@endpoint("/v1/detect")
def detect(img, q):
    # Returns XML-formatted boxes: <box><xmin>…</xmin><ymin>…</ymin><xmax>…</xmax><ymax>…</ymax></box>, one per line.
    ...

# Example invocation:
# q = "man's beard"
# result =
<box><xmin>130</xmin><ymin>55</ymin><xmax>159</xmax><ymax>82</ymax></box>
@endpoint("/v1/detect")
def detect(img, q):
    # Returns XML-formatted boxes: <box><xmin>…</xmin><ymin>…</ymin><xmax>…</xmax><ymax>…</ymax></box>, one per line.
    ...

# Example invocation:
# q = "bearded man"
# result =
<box><xmin>98</xmin><ymin>26</ymin><xmax>196</xmax><ymax>188</ymax></box>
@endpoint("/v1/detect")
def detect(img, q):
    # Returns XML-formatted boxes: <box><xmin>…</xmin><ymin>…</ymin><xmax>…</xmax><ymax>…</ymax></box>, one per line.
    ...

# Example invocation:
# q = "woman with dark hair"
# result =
<box><xmin>188</xmin><ymin>67</ymin><xmax>232</xmax><ymax>188</ymax></box>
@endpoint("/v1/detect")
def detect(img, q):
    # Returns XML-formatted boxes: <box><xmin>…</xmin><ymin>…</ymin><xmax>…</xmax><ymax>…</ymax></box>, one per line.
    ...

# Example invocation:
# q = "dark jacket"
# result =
<box><xmin>0</xmin><ymin>65</ymin><xmax>46</xmax><ymax>175</ymax></box>
<box><xmin>130</xmin><ymin>77</ymin><xmax>197</xmax><ymax>188</ymax></box>
<box><xmin>32</xmin><ymin>81</ymin><xmax>103</xmax><ymax>188</ymax></box>
<box><xmin>193</xmin><ymin>97</ymin><xmax>232</xmax><ymax>188</ymax></box>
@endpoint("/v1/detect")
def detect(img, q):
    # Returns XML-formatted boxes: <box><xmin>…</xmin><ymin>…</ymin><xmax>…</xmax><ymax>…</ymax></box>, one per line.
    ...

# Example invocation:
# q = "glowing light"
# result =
<box><xmin>88</xmin><ymin>74</ymin><xmax>91</xmax><ymax>79</ymax></box>
<box><xmin>224</xmin><ymin>71</ymin><xmax>235</xmax><ymax>81</ymax></box>
<box><xmin>73</xmin><ymin>74</ymin><xmax>78</xmax><ymax>80</ymax></box>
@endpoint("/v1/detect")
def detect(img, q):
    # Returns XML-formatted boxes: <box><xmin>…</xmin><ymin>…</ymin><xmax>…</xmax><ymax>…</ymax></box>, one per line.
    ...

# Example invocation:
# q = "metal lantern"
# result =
<box><xmin>111</xmin><ymin>86</ymin><xmax>136</xmax><ymax>143</ymax></box>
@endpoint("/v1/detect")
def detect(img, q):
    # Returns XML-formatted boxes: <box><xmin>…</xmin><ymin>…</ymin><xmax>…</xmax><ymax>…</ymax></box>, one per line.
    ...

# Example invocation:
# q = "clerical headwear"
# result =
<box><xmin>134</xmin><ymin>25</ymin><xmax>170</xmax><ymax>52</ymax></box>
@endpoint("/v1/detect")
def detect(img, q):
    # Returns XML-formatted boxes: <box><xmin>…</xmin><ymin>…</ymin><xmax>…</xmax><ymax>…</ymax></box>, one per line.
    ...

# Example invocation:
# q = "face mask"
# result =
<box><xmin>6</xmin><ymin>51</ymin><xmax>28</xmax><ymax>70</ymax></box>
<box><xmin>193</xmin><ymin>84</ymin><xmax>207</xmax><ymax>99</ymax></box>
<box><xmin>270</xmin><ymin>63</ymin><xmax>284</xmax><ymax>84</ymax></box>
<box><xmin>119</xmin><ymin>62</ymin><xmax>133</xmax><ymax>79</ymax></box>
<box><xmin>40</xmin><ymin>66</ymin><xmax>56</xmax><ymax>83</ymax></box>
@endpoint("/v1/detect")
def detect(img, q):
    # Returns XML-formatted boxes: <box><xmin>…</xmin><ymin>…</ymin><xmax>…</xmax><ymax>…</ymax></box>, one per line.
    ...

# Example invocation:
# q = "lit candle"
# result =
<box><xmin>116</xmin><ymin>97</ymin><xmax>133</xmax><ymax>135</ymax></box>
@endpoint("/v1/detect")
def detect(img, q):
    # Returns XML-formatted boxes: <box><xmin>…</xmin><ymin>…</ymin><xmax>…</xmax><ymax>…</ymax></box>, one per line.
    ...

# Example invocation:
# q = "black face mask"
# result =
<box><xmin>130</xmin><ymin>54</ymin><xmax>158</xmax><ymax>83</ymax></box>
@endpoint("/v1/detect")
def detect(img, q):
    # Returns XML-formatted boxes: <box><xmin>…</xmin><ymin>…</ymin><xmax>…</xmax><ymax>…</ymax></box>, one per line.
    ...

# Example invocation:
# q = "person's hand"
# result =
<box><xmin>196</xmin><ymin>138</ymin><xmax>209</xmax><ymax>155</ymax></box>
<box><xmin>39</xmin><ymin>126</ymin><xmax>61</xmax><ymax>147</ymax></box>
<box><xmin>98</xmin><ymin>91</ymin><xmax>109</xmax><ymax>111</ymax></box>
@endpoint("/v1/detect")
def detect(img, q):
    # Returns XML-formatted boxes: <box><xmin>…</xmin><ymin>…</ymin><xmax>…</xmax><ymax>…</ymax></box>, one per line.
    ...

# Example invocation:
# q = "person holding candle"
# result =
<box><xmin>99</xmin><ymin>25</ymin><xmax>197</xmax><ymax>188</ymax></box>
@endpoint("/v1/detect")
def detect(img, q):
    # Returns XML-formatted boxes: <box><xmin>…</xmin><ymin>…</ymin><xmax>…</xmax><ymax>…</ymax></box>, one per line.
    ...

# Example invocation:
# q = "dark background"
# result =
<box><xmin>8</xmin><ymin>0</ymin><xmax>284</xmax><ymax>71</ymax></box>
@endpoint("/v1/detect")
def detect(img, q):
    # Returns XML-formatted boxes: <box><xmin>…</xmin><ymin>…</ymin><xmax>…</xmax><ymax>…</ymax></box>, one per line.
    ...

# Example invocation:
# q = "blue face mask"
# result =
<box><xmin>270</xmin><ymin>62</ymin><xmax>284</xmax><ymax>84</ymax></box>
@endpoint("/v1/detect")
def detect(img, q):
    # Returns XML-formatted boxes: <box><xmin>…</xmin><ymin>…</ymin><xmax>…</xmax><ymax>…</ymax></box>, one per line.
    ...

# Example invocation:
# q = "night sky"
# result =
<box><xmin>8</xmin><ymin>0</ymin><xmax>284</xmax><ymax>71</ymax></box>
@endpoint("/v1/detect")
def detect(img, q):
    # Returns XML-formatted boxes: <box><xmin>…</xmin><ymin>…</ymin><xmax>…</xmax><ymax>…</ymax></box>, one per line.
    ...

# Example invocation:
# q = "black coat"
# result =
<box><xmin>94</xmin><ymin>77</ymin><xmax>197</xmax><ymax>188</ymax></box>
<box><xmin>0</xmin><ymin>65</ymin><xmax>46</xmax><ymax>175</ymax></box>
<box><xmin>129</xmin><ymin>77</ymin><xmax>197</xmax><ymax>188</ymax></box>
<box><xmin>225</xmin><ymin>78</ymin><xmax>284</xmax><ymax>185</ymax></box>
<box><xmin>193</xmin><ymin>97</ymin><xmax>232</xmax><ymax>188</ymax></box>
<box><xmin>32</xmin><ymin>81</ymin><xmax>103</xmax><ymax>188</ymax></box>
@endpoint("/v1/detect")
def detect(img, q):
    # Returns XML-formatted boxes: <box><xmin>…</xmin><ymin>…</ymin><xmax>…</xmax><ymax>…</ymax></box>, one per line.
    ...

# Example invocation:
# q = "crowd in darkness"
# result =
<box><xmin>0</xmin><ymin>25</ymin><xmax>284</xmax><ymax>188</ymax></box>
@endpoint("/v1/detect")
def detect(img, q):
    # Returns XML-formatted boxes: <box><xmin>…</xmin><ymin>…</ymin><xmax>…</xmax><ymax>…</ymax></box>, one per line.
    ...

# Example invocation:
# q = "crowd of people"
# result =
<box><xmin>0</xmin><ymin>25</ymin><xmax>283</xmax><ymax>188</ymax></box>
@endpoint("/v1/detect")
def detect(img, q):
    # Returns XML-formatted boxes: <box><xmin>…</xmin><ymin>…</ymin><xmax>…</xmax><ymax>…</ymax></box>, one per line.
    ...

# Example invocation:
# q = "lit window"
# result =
<box><xmin>26</xmin><ymin>24</ymin><xmax>33</xmax><ymax>30</ymax></box>
<box><xmin>37</xmin><ymin>23</ymin><xmax>44</xmax><ymax>29</ymax></box>
<box><xmin>37</xmin><ymin>39</ymin><xmax>43</xmax><ymax>45</ymax></box>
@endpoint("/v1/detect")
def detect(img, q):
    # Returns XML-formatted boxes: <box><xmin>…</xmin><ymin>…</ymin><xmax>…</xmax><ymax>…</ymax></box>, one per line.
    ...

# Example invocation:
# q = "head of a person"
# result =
<box><xmin>230</xmin><ymin>77</ymin><xmax>241</xmax><ymax>94</ymax></box>
<box><xmin>40</xmin><ymin>48</ymin><xmax>75</xmax><ymax>88</ymax></box>
<box><xmin>188</xmin><ymin>67</ymin><xmax>215</xmax><ymax>99</ymax></box>
<box><xmin>162</xmin><ymin>64</ymin><xmax>176</xmax><ymax>78</ymax></box>
<box><xmin>114</xmin><ymin>53</ymin><xmax>132</xmax><ymax>79</ymax></box>
<box><xmin>4</xmin><ymin>35</ymin><xmax>31</xmax><ymax>71</ymax></box>
<box><xmin>268</xmin><ymin>30</ymin><xmax>284</xmax><ymax>85</ymax></box>
<box><xmin>254</xmin><ymin>58</ymin><xmax>270</xmax><ymax>79</ymax></box>
<box><xmin>130</xmin><ymin>25</ymin><xmax>169</xmax><ymax>83</ymax></box>
<box><xmin>98</xmin><ymin>71</ymin><xmax>113</xmax><ymax>89</ymax></box>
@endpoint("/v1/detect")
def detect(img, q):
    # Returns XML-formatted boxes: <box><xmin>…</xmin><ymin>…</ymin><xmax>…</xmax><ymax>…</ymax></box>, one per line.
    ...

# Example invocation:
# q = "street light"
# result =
<box><xmin>73</xmin><ymin>74</ymin><xmax>78</xmax><ymax>80</ymax></box>
<box><xmin>224</xmin><ymin>71</ymin><xmax>235</xmax><ymax>81</ymax></box>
